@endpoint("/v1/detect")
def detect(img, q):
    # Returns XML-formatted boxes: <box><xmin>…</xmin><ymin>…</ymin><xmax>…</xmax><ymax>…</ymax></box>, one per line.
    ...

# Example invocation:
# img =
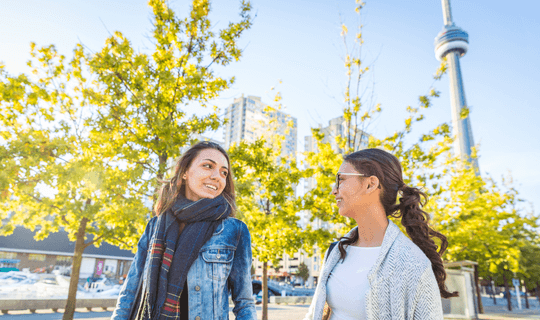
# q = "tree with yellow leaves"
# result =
<box><xmin>228</xmin><ymin>92</ymin><xmax>304</xmax><ymax>319</ymax></box>
<box><xmin>0</xmin><ymin>1</ymin><xmax>252</xmax><ymax>319</ymax></box>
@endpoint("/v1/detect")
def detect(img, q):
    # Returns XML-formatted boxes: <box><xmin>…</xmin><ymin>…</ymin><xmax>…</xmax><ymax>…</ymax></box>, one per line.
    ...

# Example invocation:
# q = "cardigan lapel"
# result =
<box><xmin>367</xmin><ymin>220</ymin><xmax>400</xmax><ymax>286</ymax></box>
<box><xmin>313</xmin><ymin>239</ymin><xmax>343</xmax><ymax>319</ymax></box>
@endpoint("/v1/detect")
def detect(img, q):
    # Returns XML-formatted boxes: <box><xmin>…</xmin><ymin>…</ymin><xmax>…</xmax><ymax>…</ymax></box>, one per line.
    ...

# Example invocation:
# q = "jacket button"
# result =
<box><xmin>195</xmin><ymin>285</ymin><xmax>200</xmax><ymax>291</ymax></box>
<box><xmin>195</xmin><ymin>316</ymin><xmax>201</xmax><ymax>320</ymax></box>
<box><xmin>216</xmin><ymin>254</ymin><xmax>221</xmax><ymax>258</ymax></box>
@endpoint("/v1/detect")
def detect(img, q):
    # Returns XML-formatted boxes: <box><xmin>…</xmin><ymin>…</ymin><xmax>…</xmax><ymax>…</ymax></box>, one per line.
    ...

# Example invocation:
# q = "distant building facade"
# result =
<box><xmin>251</xmin><ymin>247</ymin><xmax>322</xmax><ymax>287</ymax></box>
<box><xmin>0</xmin><ymin>227</ymin><xmax>134</xmax><ymax>280</ymax></box>
<box><xmin>223</xmin><ymin>95</ymin><xmax>297</xmax><ymax>158</ymax></box>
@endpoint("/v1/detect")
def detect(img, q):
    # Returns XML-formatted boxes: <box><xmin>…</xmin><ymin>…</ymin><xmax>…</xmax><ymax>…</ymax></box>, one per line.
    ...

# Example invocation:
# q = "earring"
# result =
<box><xmin>183</xmin><ymin>175</ymin><xmax>187</xmax><ymax>179</ymax></box>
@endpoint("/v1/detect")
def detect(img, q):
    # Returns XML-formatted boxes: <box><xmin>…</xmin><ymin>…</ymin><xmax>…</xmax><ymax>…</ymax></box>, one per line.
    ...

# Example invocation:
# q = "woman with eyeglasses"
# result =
<box><xmin>112</xmin><ymin>141</ymin><xmax>257</xmax><ymax>320</ymax></box>
<box><xmin>304</xmin><ymin>148</ymin><xmax>457</xmax><ymax>320</ymax></box>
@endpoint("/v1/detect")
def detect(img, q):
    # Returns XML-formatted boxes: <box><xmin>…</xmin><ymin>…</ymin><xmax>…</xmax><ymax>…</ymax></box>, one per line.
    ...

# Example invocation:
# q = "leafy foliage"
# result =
<box><xmin>429</xmin><ymin>158</ymin><xmax>538</xmax><ymax>279</ymax></box>
<box><xmin>301</xmin><ymin>0</ymin><xmax>454</xmax><ymax>253</ymax></box>
<box><xmin>297</xmin><ymin>261</ymin><xmax>310</xmax><ymax>283</ymax></box>
<box><xmin>0</xmin><ymin>43</ymin><xmax>146</xmax><ymax>250</ymax></box>
<box><xmin>0</xmin><ymin>0</ymin><xmax>252</xmax><ymax>318</ymax></box>
<box><xmin>229</xmin><ymin>137</ymin><xmax>303</xmax><ymax>266</ymax></box>
<box><xmin>83</xmin><ymin>0</ymin><xmax>252</xmax><ymax>195</ymax></box>
<box><xmin>229</xmin><ymin>133</ymin><xmax>303</xmax><ymax>320</ymax></box>
<box><xmin>299</xmin><ymin>4</ymin><xmax>539</xmax><ymax>285</ymax></box>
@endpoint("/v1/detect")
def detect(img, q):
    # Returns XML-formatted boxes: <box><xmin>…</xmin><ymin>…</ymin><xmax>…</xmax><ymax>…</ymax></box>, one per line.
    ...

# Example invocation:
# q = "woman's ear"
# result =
<box><xmin>367</xmin><ymin>176</ymin><xmax>380</xmax><ymax>193</ymax></box>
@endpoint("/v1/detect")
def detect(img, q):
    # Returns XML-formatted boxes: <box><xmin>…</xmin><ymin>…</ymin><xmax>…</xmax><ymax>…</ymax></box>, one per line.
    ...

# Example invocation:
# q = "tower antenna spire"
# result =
<box><xmin>441</xmin><ymin>0</ymin><xmax>454</xmax><ymax>26</ymax></box>
<box><xmin>435</xmin><ymin>0</ymin><xmax>479</xmax><ymax>172</ymax></box>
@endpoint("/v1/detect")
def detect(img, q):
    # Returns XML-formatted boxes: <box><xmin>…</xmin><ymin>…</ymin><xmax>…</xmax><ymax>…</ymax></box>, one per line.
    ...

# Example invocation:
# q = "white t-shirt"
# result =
<box><xmin>326</xmin><ymin>245</ymin><xmax>382</xmax><ymax>320</ymax></box>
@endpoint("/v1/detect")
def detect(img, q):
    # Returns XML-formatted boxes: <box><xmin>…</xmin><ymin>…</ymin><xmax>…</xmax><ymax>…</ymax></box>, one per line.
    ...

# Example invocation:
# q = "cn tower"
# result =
<box><xmin>434</xmin><ymin>0</ymin><xmax>479</xmax><ymax>170</ymax></box>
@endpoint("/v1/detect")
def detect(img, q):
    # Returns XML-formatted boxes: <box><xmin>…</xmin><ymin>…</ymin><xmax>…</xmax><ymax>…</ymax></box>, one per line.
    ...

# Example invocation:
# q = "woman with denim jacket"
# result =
<box><xmin>304</xmin><ymin>149</ymin><xmax>458</xmax><ymax>320</ymax></box>
<box><xmin>112</xmin><ymin>141</ymin><xmax>257</xmax><ymax>320</ymax></box>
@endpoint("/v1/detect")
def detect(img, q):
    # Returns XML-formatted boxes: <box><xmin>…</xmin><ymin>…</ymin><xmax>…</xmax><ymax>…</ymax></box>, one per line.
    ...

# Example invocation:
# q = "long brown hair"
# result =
<box><xmin>338</xmin><ymin>148</ymin><xmax>458</xmax><ymax>299</ymax></box>
<box><xmin>153</xmin><ymin>141</ymin><xmax>236</xmax><ymax>216</ymax></box>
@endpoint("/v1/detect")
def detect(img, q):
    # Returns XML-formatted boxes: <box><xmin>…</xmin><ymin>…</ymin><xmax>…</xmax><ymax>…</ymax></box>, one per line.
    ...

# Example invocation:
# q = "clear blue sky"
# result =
<box><xmin>1</xmin><ymin>0</ymin><xmax>539</xmax><ymax>213</ymax></box>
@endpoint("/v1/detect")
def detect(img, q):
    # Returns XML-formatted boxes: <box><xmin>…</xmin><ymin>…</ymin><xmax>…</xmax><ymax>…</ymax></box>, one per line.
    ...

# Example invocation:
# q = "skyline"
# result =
<box><xmin>1</xmin><ymin>0</ymin><xmax>538</xmax><ymax>212</ymax></box>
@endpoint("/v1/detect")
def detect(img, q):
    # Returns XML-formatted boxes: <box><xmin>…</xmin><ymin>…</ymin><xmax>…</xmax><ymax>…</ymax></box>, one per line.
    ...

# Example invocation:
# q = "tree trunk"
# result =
<box><xmin>152</xmin><ymin>152</ymin><xmax>168</xmax><ymax>211</ymax></box>
<box><xmin>502</xmin><ymin>272</ymin><xmax>512</xmax><ymax>311</ymax></box>
<box><xmin>474</xmin><ymin>265</ymin><xmax>484</xmax><ymax>313</ymax></box>
<box><xmin>262</xmin><ymin>262</ymin><xmax>268</xmax><ymax>320</ymax></box>
<box><xmin>537</xmin><ymin>281</ymin><xmax>540</xmax><ymax>304</ymax></box>
<box><xmin>63</xmin><ymin>217</ymin><xmax>88</xmax><ymax>320</ymax></box>
<box><xmin>490</xmin><ymin>276</ymin><xmax>496</xmax><ymax>305</ymax></box>
<box><xmin>523</xmin><ymin>279</ymin><xmax>529</xmax><ymax>309</ymax></box>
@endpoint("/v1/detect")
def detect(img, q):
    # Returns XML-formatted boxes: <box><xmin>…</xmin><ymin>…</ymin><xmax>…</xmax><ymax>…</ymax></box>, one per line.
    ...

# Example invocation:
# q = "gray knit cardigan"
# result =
<box><xmin>303</xmin><ymin>220</ymin><xmax>444</xmax><ymax>320</ymax></box>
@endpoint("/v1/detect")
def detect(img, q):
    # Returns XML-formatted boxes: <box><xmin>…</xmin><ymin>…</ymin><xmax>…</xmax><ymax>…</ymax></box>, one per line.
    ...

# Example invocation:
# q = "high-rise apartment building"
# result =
<box><xmin>223</xmin><ymin>95</ymin><xmax>297</xmax><ymax>157</ymax></box>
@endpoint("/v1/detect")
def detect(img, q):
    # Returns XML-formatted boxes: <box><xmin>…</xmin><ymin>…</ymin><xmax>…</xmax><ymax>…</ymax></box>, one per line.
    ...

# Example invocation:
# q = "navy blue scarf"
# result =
<box><xmin>142</xmin><ymin>195</ymin><xmax>231</xmax><ymax>320</ymax></box>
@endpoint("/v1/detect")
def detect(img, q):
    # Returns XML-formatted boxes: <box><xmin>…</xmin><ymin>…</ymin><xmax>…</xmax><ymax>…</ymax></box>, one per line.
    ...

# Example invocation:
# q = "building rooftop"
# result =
<box><xmin>0</xmin><ymin>227</ymin><xmax>135</xmax><ymax>259</ymax></box>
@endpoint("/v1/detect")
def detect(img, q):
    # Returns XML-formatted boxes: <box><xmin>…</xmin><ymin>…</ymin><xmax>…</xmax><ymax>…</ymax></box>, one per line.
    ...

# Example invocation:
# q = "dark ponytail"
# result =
<box><xmin>337</xmin><ymin>148</ymin><xmax>458</xmax><ymax>299</ymax></box>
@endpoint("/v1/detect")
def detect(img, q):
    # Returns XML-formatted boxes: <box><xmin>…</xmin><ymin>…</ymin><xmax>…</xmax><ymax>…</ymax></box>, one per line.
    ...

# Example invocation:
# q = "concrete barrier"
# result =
<box><xmin>0</xmin><ymin>298</ymin><xmax>117</xmax><ymax>314</ymax></box>
<box><xmin>270</xmin><ymin>296</ymin><xmax>313</xmax><ymax>305</ymax></box>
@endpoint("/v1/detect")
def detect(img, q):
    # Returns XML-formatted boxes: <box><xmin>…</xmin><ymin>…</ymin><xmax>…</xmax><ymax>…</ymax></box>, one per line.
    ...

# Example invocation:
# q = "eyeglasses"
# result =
<box><xmin>335</xmin><ymin>172</ymin><xmax>366</xmax><ymax>190</ymax></box>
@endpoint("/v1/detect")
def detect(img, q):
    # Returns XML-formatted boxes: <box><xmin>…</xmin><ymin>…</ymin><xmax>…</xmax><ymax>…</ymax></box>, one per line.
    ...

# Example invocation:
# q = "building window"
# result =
<box><xmin>56</xmin><ymin>256</ymin><xmax>72</xmax><ymax>262</ymax></box>
<box><xmin>0</xmin><ymin>252</ymin><xmax>17</xmax><ymax>259</ymax></box>
<box><xmin>29</xmin><ymin>254</ymin><xmax>46</xmax><ymax>261</ymax></box>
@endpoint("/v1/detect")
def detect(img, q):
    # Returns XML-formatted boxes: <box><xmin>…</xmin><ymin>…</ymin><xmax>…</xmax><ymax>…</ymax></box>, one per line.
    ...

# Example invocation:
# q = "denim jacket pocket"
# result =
<box><xmin>202</xmin><ymin>247</ymin><xmax>235</xmax><ymax>281</ymax></box>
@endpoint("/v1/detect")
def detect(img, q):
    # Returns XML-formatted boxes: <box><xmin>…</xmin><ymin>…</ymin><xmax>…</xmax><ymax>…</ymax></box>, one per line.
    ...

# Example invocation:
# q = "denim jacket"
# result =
<box><xmin>112</xmin><ymin>216</ymin><xmax>257</xmax><ymax>320</ymax></box>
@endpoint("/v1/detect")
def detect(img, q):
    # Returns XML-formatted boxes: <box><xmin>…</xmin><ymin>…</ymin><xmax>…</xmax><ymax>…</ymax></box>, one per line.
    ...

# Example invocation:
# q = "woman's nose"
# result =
<box><xmin>210</xmin><ymin>169</ymin><xmax>221</xmax><ymax>180</ymax></box>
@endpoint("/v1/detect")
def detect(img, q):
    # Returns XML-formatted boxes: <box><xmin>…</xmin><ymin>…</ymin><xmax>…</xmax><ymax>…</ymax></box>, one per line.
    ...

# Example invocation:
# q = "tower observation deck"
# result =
<box><xmin>434</xmin><ymin>0</ymin><xmax>479</xmax><ymax>171</ymax></box>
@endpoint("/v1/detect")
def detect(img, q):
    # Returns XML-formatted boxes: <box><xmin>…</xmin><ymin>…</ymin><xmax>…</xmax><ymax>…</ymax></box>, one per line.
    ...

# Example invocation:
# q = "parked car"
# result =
<box><xmin>251</xmin><ymin>279</ymin><xmax>315</xmax><ymax>299</ymax></box>
<box><xmin>252</xmin><ymin>280</ymin><xmax>282</xmax><ymax>296</ymax></box>
<box><xmin>39</xmin><ymin>277</ymin><xmax>58</xmax><ymax>285</ymax></box>
<box><xmin>0</xmin><ymin>271</ymin><xmax>38</xmax><ymax>286</ymax></box>
<box><xmin>251</xmin><ymin>280</ymin><xmax>282</xmax><ymax>304</ymax></box>
<box><xmin>254</xmin><ymin>289</ymin><xmax>277</xmax><ymax>304</ymax></box>
<box><xmin>88</xmin><ymin>277</ymin><xmax>115</xmax><ymax>293</ymax></box>
<box><xmin>503</xmin><ymin>289</ymin><xmax>527</xmax><ymax>298</ymax></box>
<box><xmin>32</xmin><ymin>267</ymin><xmax>46</xmax><ymax>273</ymax></box>
<box><xmin>52</xmin><ymin>265</ymin><xmax>71</xmax><ymax>276</ymax></box>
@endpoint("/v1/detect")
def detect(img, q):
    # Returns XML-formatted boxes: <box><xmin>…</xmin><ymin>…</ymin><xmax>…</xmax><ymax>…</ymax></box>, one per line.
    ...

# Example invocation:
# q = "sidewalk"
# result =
<box><xmin>479</xmin><ymin>295</ymin><xmax>540</xmax><ymax>320</ymax></box>
<box><xmin>1</xmin><ymin>297</ymin><xmax>538</xmax><ymax>319</ymax></box>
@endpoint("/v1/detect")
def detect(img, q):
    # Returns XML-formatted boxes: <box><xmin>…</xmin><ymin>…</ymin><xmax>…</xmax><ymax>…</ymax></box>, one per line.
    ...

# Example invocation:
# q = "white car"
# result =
<box><xmin>88</xmin><ymin>277</ymin><xmax>115</xmax><ymax>293</ymax></box>
<box><xmin>0</xmin><ymin>271</ymin><xmax>38</xmax><ymax>286</ymax></box>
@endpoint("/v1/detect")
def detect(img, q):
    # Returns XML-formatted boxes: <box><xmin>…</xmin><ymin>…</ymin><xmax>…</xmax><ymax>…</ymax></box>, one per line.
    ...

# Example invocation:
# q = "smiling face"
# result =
<box><xmin>332</xmin><ymin>161</ymin><xmax>380</xmax><ymax>218</ymax></box>
<box><xmin>183</xmin><ymin>148</ymin><xmax>229</xmax><ymax>201</ymax></box>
